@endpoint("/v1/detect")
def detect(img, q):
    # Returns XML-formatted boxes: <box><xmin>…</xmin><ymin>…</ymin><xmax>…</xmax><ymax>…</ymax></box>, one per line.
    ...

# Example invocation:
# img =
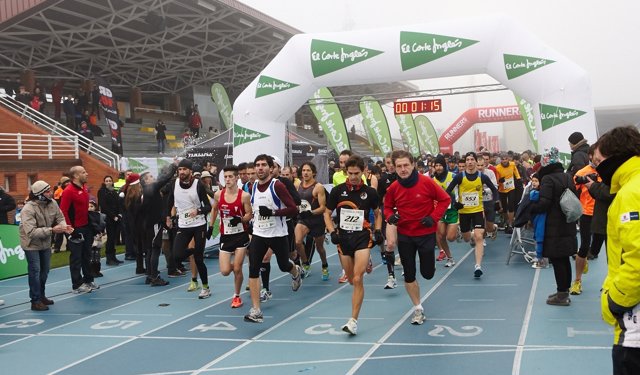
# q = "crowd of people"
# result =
<box><xmin>9</xmin><ymin>125</ymin><xmax>639</xmax><ymax>374</ymax></box>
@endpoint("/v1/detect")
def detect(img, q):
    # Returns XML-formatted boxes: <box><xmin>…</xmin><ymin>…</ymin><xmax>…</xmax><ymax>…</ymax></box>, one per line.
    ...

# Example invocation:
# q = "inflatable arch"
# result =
<box><xmin>232</xmin><ymin>15</ymin><xmax>596</xmax><ymax>164</ymax></box>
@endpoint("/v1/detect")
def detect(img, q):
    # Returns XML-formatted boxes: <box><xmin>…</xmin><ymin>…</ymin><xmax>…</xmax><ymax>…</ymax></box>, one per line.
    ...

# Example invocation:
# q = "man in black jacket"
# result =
<box><xmin>567</xmin><ymin>132</ymin><xmax>590</xmax><ymax>176</ymax></box>
<box><xmin>98</xmin><ymin>176</ymin><xmax>123</xmax><ymax>265</ymax></box>
<box><xmin>0</xmin><ymin>186</ymin><xmax>16</xmax><ymax>224</ymax></box>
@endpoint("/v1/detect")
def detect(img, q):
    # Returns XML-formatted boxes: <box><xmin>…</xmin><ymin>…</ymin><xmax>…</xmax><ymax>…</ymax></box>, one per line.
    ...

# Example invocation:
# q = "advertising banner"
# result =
<box><xmin>210</xmin><ymin>83</ymin><xmax>233</xmax><ymax>130</ymax></box>
<box><xmin>514</xmin><ymin>94</ymin><xmax>539</xmax><ymax>152</ymax></box>
<box><xmin>309</xmin><ymin>87</ymin><xmax>351</xmax><ymax>154</ymax></box>
<box><xmin>359</xmin><ymin>96</ymin><xmax>393</xmax><ymax>154</ymax></box>
<box><xmin>95</xmin><ymin>75</ymin><xmax>124</xmax><ymax>155</ymax></box>
<box><xmin>0</xmin><ymin>224</ymin><xmax>26</xmax><ymax>280</ymax></box>
<box><xmin>414</xmin><ymin>115</ymin><xmax>439</xmax><ymax>155</ymax></box>
<box><xmin>394</xmin><ymin>114</ymin><xmax>421</xmax><ymax>158</ymax></box>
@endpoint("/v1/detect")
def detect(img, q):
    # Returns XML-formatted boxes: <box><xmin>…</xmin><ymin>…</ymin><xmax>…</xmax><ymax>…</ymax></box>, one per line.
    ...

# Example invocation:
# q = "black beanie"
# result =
<box><xmin>434</xmin><ymin>154</ymin><xmax>447</xmax><ymax>168</ymax></box>
<box><xmin>568</xmin><ymin>132</ymin><xmax>584</xmax><ymax>145</ymax></box>
<box><xmin>178</xmin><ymin>158</ymin><xmax>193</xmax><ymax>170</ymax></box>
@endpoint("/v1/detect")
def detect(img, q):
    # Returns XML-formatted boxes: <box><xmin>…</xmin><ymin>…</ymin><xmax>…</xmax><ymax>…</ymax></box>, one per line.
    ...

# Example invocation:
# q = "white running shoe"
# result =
<box><xmin>292</xmin><ymin>265</ymin><xmax>302</xmax><ymax>291</ymax></box>
<box><xmin>342</xmin><ymin>318</ymin><xmax>358</xmax><ymax>335</ymax></box>
<box><xmin>411</xmin><ymin>309</ymin><xmax>426</xmax><ymax>325</ymax></box>
<box><xmin>384</xmin><ymin>275</ymin><xmax>397</xmax><ymax>289</ymax></box>
<box><xmin>73</xmin><ymin>283</ymin><xmax>93</xmax><ymax>294</ymax></box>
<box><xmin>445</xmin><ymin>258</ymin><xmax>456</xmax><ymax>267</ymax></box>
<box><xmin>88</xmin><ymin>282</ymin><xmax>100</xmax><ymax>290</ymax></box>
<box><xmin>198</xmin><ymin>287</ymin><xmax>211</xmax><ymax>299</ymax></box>
<box><xmin>260</xmin><ymin>288</ymin><xmax>272</xmax><ymax>302</ymax></box>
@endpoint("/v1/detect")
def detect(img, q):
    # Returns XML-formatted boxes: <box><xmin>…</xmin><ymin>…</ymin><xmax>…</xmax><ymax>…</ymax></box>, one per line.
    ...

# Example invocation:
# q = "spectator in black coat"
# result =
<box><xmin>98</xmin><ymin>176</ymin><xmax>122</xmax><ymax>265</ymax></box>
<box><xmin>567</xmin><ymin>132</ymin><xmax>590</xmax><ymax>176</ymax></box>
<box><xmin>0</xmin><ymin>186</ymin><xmax>17</xmax><ymax>224</ymax></box>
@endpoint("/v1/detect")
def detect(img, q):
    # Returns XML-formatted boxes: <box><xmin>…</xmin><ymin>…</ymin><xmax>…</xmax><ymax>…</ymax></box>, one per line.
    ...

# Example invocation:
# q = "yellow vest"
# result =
<box><xmin>332</xmin><ymin>171</ymin><xmax>367</xmax><ymax>186</ymax></box>
<box><xmin>495</xmin><ymin>162</ymin><xmax>520</xmax><ymax>193</ymax></box>
<box><xmin>458</xmin><ymin>172</ymin><xmax>484</xmax><ymax>214</ymax></box>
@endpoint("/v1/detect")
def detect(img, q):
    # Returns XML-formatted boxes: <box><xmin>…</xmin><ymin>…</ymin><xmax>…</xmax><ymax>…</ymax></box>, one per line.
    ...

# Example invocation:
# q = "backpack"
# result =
<box><xmin>559</xmin><ymin>174</ymin><xmax>582</xmax><ymax>223</ymax></box>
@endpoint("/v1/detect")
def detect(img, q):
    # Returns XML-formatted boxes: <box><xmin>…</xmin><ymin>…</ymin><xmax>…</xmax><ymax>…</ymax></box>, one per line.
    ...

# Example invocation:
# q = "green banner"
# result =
<box><xmin>255</xmin><ymin>75</ymin><xmax>299</xmax><ymax>98</ymax></box>
<box><xmin>359</xmin><ymin>96</ymin><xmax>393</xmax><ymax>154</ymax></box>
<box><xmin>559</xmin><ymin>151</ymin><xmax>572</xmax><ymax>169</ymax></box>
<box><xmin>309</xmin><ymin>88</ymin><xmax>351</xmax><ymax>153</ymax></box>
<box><xmin>233</xmin><ymin>123</ymin><xmax>269</xmax><ymax>147</ymax></box>
<box><xmin>400</xmin><ymin>31</ymin><xmax>478</xmax><ymax>71</ymax></box>
<box><xmin>394</xmin><ymin>114</ymin><xmax>421</xmax><ymax>158</ymax></box>
<box><xmin>514</xmin><ymin>95</ymin><xmax>539</xmax><ymax>152</ymax></box>
<box><xmin>414</xmin><ymin>115</ymin><xmax>440</xmax><ymax>155</ymax></box>
<box><xmin>310</xmin><ymin>39</ymin><xmax>383</xmax><ymax>78</ymax></box>
<box><xmin>539</xmin><ymin>104</ymin><xmax>587</xmax><ymax>131</ymax></box>
<box><xmin>504</xmin><ymin>54</ymin><xmax>555</xmax><ymax>80</ymax></box>
<box><xmin>211</xmin><ymin>83</ymin><xmax>233</xmax><ymax>130</ymax></box>
<box><xmin>0</xmin><ymin>224</ymin><xmax>27</xmax><ymax>280</ymax></box>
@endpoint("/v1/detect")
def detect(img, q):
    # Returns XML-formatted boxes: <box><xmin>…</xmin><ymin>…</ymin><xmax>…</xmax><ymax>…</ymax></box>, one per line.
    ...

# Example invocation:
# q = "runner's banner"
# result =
<box><xmin>394</xmin><ymin>114</ymin><xmax>421</xmax><ymax>158</ymax></box>
<box><xmin>95</xmin><ymin>76</ymin><xmax>123</xmax><ymax>156</ymax></box>
<box><xmin>359</xmin><ymin>96</ymin><xmax>393</xmax><ymax>154</ymax></box>
<box><xmin>309</xmin><ymin>87</ymin><xmax>350</xmax><ymax>153</ymax></box>
<box><xmin>211</xmin><ymin>83</ymin><xmax>233</xmax><ymax>130</ymax></box>
<box><xmin>414</xmin><ymin>115</ymin><xmax>439</xmax><ymax>155</ymax></box>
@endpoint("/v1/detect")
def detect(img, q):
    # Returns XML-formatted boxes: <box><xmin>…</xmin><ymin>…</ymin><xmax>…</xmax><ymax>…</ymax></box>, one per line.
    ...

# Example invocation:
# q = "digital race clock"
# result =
<box><xmin>393</xmin><ymin>99</ymin><xmax>442</xmax><ymax>115</ymax></box>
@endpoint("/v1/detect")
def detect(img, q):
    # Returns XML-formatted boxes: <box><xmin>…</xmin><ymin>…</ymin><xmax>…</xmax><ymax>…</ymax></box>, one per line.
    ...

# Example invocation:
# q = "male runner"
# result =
<box><xmin>431</xmin><ymin>155</ymin><xmax>457</xmax><ymax>267</ymax></box>
<box><xmin>377</xmin><ymin>152</ymin><xmax>399</xmax><ymax>288</ymax></box>
<box><xmin>495</xmin><ymin>152</ymin><xmax>521</xmax><ymax>234</ymax></box>
<box><xmin>477</xmin><ymin>157</ymin><xmax>500</xmax><ymax>240</ymax></box>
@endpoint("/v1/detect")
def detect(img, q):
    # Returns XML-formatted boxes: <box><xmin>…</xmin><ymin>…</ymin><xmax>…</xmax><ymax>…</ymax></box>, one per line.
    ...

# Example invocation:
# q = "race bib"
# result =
<box><xmin>181</xmin><ymin>211</ymin><xmax>196</xmax><ymax>226</ymax></box>
<box><xmin>222</xmin><ymin>217</ymin><xmax>243</xmax><ymax>235</ymax></box>
<box><xmin>339</xmin><ymin>208</ymin><xmax>365</xmax><ymax>231</ymax></box>
<box><xmin>299</xmin><ymin>199</ymin><xmax>312</xmax><ymax>213</ymax></box>
<box><xmin>255</xmin><ymin>215</ymin><xmax>276</xmax><ymax>229</ymax></box>
<box><xmin>461</xmin><ymin>192</ymin><xmax>480</xmax><ymax>208</ymax></box>
<box><xmin>503</xmin><ymin>177</ymin><xmax>515</xmax><ymax>190</ymax></box>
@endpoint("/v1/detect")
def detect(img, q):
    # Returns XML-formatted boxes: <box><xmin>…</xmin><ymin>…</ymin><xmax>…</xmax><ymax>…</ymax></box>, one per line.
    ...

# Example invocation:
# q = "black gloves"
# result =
<box><xmin>299</xmin><ymin>210</ymin><xmax>313</xmax><ymax>219</ymax></box>
<box><xmin>330</xmin><ymin>231</ymin><xmax>340</xmax><ymax>244</ymax></box>
<box><xmin>228</xmin><ymin>216</ymin><xmax>242</xmax><ymax>226</ymax></box>
<box><xmin>206</xmin><ymin>226</ymin><xmax>214</xmax><ymax>240</ymax></box>
<box><xmin>499</xmin><ymin>177</ymin><xmax>505</xmax><ymax>183</ymax></box>
<box><xmin>387</xmin><ymin>213</ymin><xmax>400</xmax><ymax>225</ymax></box>
<box><xmin>374</xmin><ymin>229</ymin><xmax>384</xmax><ymax>245</ymax></box>
<box><xmin>258</xmin><ymin>206</ymin><xmax>273</xmax><ymax>217</ymax></box>
<box><xmin>420</xmin><ymin>216</ymin><xmax>435</xmax><ymax>227</ymax></box>
<box><xmin>454</xmin><ymin>202</ymin><xmax>465</xmax><ymax>210</ymax></box>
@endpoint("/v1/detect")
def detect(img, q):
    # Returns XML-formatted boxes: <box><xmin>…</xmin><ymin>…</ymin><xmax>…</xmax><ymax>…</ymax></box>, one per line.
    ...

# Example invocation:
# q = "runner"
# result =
<box><xmin>325</xmin><ymin>155</ymin><xmax>382</xmax><ymax>335</ymax></box>
<box><xmin>209</xmin><ymin>165</ymin><xmax>252</xmax><ymax>308</ymax></box>
<box><xmin>377</xmin><ymin>152</ymin><xmax>399</xmax><ymax>288</ymax></box>
<box><xmin>385</xmin><ymin>150</ymin><xmax>450</xmax><ymax>325</ymax></box>
<box><xmin>294</xmin><ymin>162</ymin><xmax>329</xmax><ymax>280</ymax></box>
<box><xmin>431</xmin><ymin>155</ymin><xmax>457</xmax><ymax>267</ymax></box>
<box><xmin>446</xmin><ymin>152</ymin><xmax>498</xmax><ymax>278</ymax></box>
<box><xmin>495</xmin><ymin>152</ymin><xmax>521</xmax><ymax>234</ymax></box>
<box><xmin>477</xmin><ymin>157</ymin><xmax>500</xmax><ymax>240</ymax></box>
<box><xmin>244</xmin><ymin>154</ymin><xmax>302</xmax><ymax>323</ymax></box>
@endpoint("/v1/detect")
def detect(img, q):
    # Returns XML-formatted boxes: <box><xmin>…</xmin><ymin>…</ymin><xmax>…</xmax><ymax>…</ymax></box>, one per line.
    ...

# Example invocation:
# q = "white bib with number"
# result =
<box><xmin>339</xmin><ymin>208</ymin><xmax>365</xmax><ymax>231</ymax></box>
<box><xmin>461</xmin><ymin>192</ymin><xmax>480</xmax><ymax>207</ymax></box>
<box><xmin>222</xmin><ymin>217</ymin><xmax>243</xmax><ymax>235</ymax></box>
<box><xmin>299</xmin><ymin>199</ymin><xmax>312</xmax><ymax>213</ymax></box>
<box><xmin>503</xmin><ymin>177</ymin><xmax>515</xmax><ymax>190</ymax></box>
<box><xmin>255</xmin><ymin>215</ymin><xmax>276</xmax><ymax>229</ymax></box>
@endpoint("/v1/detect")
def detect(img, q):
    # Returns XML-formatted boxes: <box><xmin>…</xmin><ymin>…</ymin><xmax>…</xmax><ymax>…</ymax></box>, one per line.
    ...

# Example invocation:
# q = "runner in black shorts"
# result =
<box><xmin>325</xmin><ymin>155</ymin><xmax>382</xmax><ymax>335</ymax></box>
<box><xmin>377</xmin><ymin>152</ymin><xmax>399</xmax><ymax>289</ymax></box>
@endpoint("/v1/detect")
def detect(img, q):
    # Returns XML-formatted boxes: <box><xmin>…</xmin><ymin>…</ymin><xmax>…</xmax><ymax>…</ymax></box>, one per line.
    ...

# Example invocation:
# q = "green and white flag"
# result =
<box><xmin>310</xmin><ymin>39</ymin><xmax>383</xmax><ymax>78</ymax></box>
<box><xmin>503</xmin><ymin>53</ymin><xmax>555</xmax><ymax>80</ymax></box>
<box><xmin>211</xmin><ymin>83</ymin><xmax>233</xmax><ymax>130</ymax></box>
<box><xmin>400</xmin><ymin>31</ymin><xmax>478</xmax><ymax>71</ymax></box>
<box><xmin>414</xmin><ymin>115</ymin><xmax>440</xmax><ymax>155</ymax></box>
<box><xmin>309</xmin><ymin>87</ymin><xmax>351</xmax><ymax>153</ymax></box>
<box><xmin>539</xmin><ymin>103</ymin><xmax>587</xmax><ymax>131</ymax></box>
<box><xmin>514</xmin><ymin>95</ymin><xmax>539</xmax><ymax>152</ymax></box>
<box><xmin>394</xmin><ymin>114</ymin><xmax>421</xmax><ymax>158</ymax></box>
<box><xmin>255</xmin><ymin>75</ymin><xmax>299</xmax><ymax>98</ymax></box>
<box><xmin>359</xmin><ymin>96</ymin><xmax>393</xmax><ymax>154</ymax></box>
<box><xmin>233</xmin><ymin>123</ymin><xmax>269</xmax><ymax>147</ymax></box>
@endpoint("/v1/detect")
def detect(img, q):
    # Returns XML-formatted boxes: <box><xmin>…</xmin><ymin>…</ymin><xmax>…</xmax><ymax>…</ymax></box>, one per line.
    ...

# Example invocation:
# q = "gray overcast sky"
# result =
<box><xmin>239</xmin><ymin>0</ymin><xmax>640</xmax><ymax>109</ymax></box>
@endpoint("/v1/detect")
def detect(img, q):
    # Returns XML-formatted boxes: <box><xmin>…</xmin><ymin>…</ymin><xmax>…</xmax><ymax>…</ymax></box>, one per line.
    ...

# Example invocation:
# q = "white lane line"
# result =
<box><xmin>346</xmin><ymin>247</ymin><xmax>475</xmax><ymax>375</ymax></box>
<box><xmin>512</xmin><ymin>267</ymin><xmax>540</xmax><ymax>375</ymax></box>
<box><xmin>49</xmin><ymin>337</ymin><xmax>138</xmax><ymax>375</ymax></box>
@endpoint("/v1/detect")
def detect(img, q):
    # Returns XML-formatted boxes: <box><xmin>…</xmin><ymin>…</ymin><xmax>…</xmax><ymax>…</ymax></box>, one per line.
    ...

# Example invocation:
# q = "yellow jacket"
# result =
<box><xmin>601</xmin><ymin>156</ymin><xmax>640</xmax><ymax>346</ymax></box>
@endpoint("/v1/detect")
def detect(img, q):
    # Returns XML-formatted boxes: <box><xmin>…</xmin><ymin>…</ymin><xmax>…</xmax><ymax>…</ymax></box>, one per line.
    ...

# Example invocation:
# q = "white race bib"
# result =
<box><xmin>503</xmin><ymin>177</ymin><xmax>515</xmax><ymax>190</ymax></box>
<box><xmin>299</xmin><ymin>199</ymin><xmax>312</xmax><ymax>213</ymax></box>
<box><xmin>339</xmin><ymin>208</ymin><xmax>365</xmax><ymax>231</ymax></box>
<box><xmin>461</xmin><ymin>192</ymin><xmax>480</xmax><ymax>208</ymax></box>
<box><xmin>222</xmin><ymin>217</ymin><xmax>243</xmax><ymax>235</ymax></box>
<box><xmin>181</xmin><ymin>211</ymin><xmax>196</xmax><ymax>226</ymax></box>
<box><xmin>255</xmin><ymin>215</ymin><xmax>276</xmax><ymax>229</ymax></box>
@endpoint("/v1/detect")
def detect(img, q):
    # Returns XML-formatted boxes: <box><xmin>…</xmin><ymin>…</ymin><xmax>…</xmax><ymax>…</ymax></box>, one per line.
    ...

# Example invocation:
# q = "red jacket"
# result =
<box><xmin>384</xmin><ymin>173</ymin><xmax>450</xmax><ymax>236</ymax></box>
<box><xmin>59</xmin><ymin>182</ymin><xmax>90</xmax><ymax>228</ymax></box>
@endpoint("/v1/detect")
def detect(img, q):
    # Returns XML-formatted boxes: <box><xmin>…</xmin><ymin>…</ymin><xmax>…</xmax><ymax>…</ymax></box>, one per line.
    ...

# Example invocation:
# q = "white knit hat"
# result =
<box><xmin>31</xmin><ymin>180</ymin><xmax>51</xmax><ymax>196</ymax></box>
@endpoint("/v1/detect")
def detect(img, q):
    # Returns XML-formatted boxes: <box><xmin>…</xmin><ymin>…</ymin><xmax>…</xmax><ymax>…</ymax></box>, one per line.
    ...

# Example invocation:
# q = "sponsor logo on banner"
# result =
<box><xmin>400</xmin><ymin>31</ymin><xmax>478</xmax><ymax>71</ymax></box>
<box><xmin>360</xmin><ymin>96</ymin><xmax>393</xmax><ymax>154</ymax></box>
<box><xmin>95</xmin><ymin>75</ymin><xmax>124</xmax><ymax>155</ymax></box>
<box><xmin>539</xmin><ymin>104</ymin><xmax>586</xmax><ymax>131</ymax></box>
<box><xmin>514</xmin><ymin>95</ymin><xmax>539</xmax><ymax>152</ymax></box>
<box><xmin>414</xmin><ymin>115</ymin><xmax>440</xmax><ymax>155</ymax></box>
<box><xmin>255</xmin><ymin>75</ymin><xmax>299</xmax><ymax>98</ymax></box>
<box><xmin>127</xmin><ymin>158</ymin><xmax>151</xmax><ymax>174</ymax></box>
<box><xmin>309</xmin><ymin>88</ymin><xmax>351</xmax><ymax>153</ymax></box>
<box><xmin>0</xmin><ymin>225</ymin><xmax>27</xmax><ymax>280</ymax></box>
<box><xmin>503</xmin><ymin>54</ymin><xmax>555</xmax><ymax>80</ymax></box>
<box><xmin>233</xmin><ymin>124</ymin><xmax>269</xmax><ymax>147</ymax></box>
<box><xmin>558</xmin><ymin>151</ymin><xmax>572</xmax><ymax>169</ymax></box>
<box><xmin>395</xmin><ymin>114</ymin><xmax>421</xmax><ymax>157</ymax></box>
<box><xmin>211</xmin><ymin>83</ymin><xmax>233</xmax><ymax>129</ymax></box>
<box><xmin>310</xmin><ymin>39</ymin><xmax>383</xmax><ymax>77</ymax></box>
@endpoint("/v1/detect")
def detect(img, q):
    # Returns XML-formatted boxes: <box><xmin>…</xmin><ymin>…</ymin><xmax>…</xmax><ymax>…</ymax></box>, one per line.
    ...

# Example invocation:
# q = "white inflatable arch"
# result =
<box><xmin>232</xmin><ymin>15</ymin><xmax>596</xmax><ymax>164</ymax></box>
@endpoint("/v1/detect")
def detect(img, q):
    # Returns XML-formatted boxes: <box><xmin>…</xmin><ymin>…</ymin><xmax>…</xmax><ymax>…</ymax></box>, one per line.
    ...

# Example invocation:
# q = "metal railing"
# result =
<box><xmin>0</xmin><ymin>132</ymin><xmax>79</xmax><ymax>159</ymax></box>
<box><xmin>134</xmin><ymin>107</ymin><xmax>181</xmax><ymax>116</ymax></box>
<box><xmin>0</xmin><ymin>94</ymin><xmax>120</xmax><ymax>168</ymax></box>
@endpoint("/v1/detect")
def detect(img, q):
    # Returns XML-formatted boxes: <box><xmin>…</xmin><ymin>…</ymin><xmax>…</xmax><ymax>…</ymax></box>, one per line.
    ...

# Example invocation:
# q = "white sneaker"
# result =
<box><xmin>394</xmin><ymin>256</ymin><xmax>402</xmax><ymax>266</ymax></box>
<box><xmin>445</xmin><ymin>258</ymin><xmax>456</xmax><ymax>267</ymax></box>
<box><xmin>73</xmin><ymin>283</ymin><xmax>92</xmax><ymax>294</ymax></box>
<box><xmin>474</xmin><ymin>264</ymin><xmax>483</xmax><ymax>278</ymax></box>
<box><xmin>411</xmin><ymin>309</ymin><xmax>426</xmax><ymax>325</ymax></box>
<box><xmin>292</xmin><ymin>265</ymin><xmax>302</xmax><ymax>291</ymax></box>
<box><xmin>260</xmin><ymin>288</ymin><xmax>272</xmax><ymax>302</ymax></box>
<box><xmin>342</xmin><ymin>318</ymin><xmax>358</xmax><ymax>335</ymax></box>
<box><xmin>384</xmin><ymin>275</ymin><xmax>397</xmax><ymax>289</ymax></box>
<box><xmin>198</xmin><ymin>287</ymin><xmax>211</xmax><ymax>299</ymax></box>
<box><xmin>88</xmin><ymin>282</ymin><xmax>100</xmax><ymax>290</ymax></box>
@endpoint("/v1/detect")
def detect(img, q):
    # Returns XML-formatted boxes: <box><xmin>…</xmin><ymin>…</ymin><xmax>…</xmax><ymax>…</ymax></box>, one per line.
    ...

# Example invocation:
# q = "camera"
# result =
<box><xmin>575</xmin><ymin>173</ymin><xmax>598</xmax><ymax>184</ymax></box>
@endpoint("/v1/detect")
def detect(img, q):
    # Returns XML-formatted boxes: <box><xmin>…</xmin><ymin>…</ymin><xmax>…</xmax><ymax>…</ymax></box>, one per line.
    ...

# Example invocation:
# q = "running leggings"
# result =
<box><xmin>173</xmin><ymin>224</ymin><xmax>208</xmax><ymax>284</ymax></box>
<box><xmin>397</xmin><ymin>233</ymin><xmax>436</xmax><ymax>283</ymax></box>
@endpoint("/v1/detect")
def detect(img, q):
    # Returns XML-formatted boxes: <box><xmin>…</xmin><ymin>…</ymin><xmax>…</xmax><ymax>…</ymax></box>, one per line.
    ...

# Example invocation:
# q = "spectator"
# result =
<box><xmin>182</xmin><ymin>128</ymin><xmax>192</xmax><ymax>147</ymax></box>
<box><xmin>33</xmin><ymin>86</ymin><xmax>46</xmax><ymax>113</ymax></box>
<box><xmin>155</xmin><ymin>119</ymin><xmax>167</xmax><ymax>154</ymax></box>
<box><xmin>63</xmin><ymin>96</ymin><xmax>76</xmax><ymax>130</ymax></box>
<box><xmin>51</xmin><ymin>80</ymin><xmax>64</xmax><ymax>121</ymax></box>
<box><xmin>29</xmin><ymin>93</ymin><xmax>42</xmax><ymax>112</ymax></box>
<box><xmin>567</xmin><ymin>131</ymin><xmax>590</xmax><ymax>176</ymax></box>
<box><xmin>0</xmin><ymin>186</ymin><xmax>17</xmax><ymax>224</ymax></box>
<box><xmin>189</xmin><ymin>109</ymin><xmax>202</xmax><ymax>138</ymax></box>
<box><xmin>91</xmin><ymin>84</ymin><xmax>100</xmax><ymax>119</ymax></box>
<box><xmin>15</xmin><ymin>85</ymin><xmax>31</xmax><ymax>106</ymax></box>
<box><xmin>88</xmin><ymin>111</ymin><xmax>104</xmax><ymax>136</ymax></box>
<box><xmin>52</xmin><ymin>176</ymin><xmax>71</xmax><ymax>252</ymax></box>
<box><xmin>98</xmin><ymin>175</ymin><xmax>122</xmax><ymax>265</ymax></box>
<box><xmin>79</xmin><ymin>121</ymin><xmax>94</xmax><ymax>141</ymax></box>
<box><xmin>14</xmin><ymin>200</ymin><xmax>24</xmax><ymax>225</ymax></box>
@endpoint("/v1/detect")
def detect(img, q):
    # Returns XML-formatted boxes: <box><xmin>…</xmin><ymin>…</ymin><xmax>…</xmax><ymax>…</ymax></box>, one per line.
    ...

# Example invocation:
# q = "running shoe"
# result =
<box><xmin>583</xmin><ymin>259</ymin><xmax>589</xmax><ymax>274</ymax></box>
<box><xmin>167</xmin><ymin>270</ymin><xmax>186</xmax><ymax>278</ymax></box>
<box><xmin>231</xmin><ymin>296</ymin><xmax>243</xmax><ymax>308</ymax></box>
<box><xmin>366</xmin><ymin>256</ymin><xmax>373</xmax><ymax>274</ymax></box>
<box><xmin>244</xmin><ymin>307</ymin><xmax>264</xmax><ymax>323</ymax></box>
<box><xmin>394</xmin><ymin>256</ymin><xmax>402</xmax><ymax>267</ymax></box>
<box><xmin>321</xmin><ymin>267</ymin><xmax>329</xmax><ymax>281</ymax></box>
<box><xmin>260</xmin><ymin>288</ymin><xmax>272</xmax><ymax>302</ymax></box>
<box><xmin>303</xmin><ymin>264</ymin><xmax>311</xmax><ymax>278</ymax></box>
<box><xmin>150</xmin><ymin>276</ymin><xmax>169</xmax><ymax>286</ymax></box>
<box><xmin>436</xmin><ymin>249</ymin><xmax>446</xmax><ymax>261</ymax></box>
<box><xmin>187</xmin><ymin>280</ymin><xmax>200</xmax><ymax>292</ymax></box>
<box><xmin>72</xmin><ymin>283</ymin><xmax>92</xmax><ymax>294</ymax></box>
<box><xmin>445</xmin><ymin>258</ymin><xmax>456</xmax><ymax>268</ymax></box>
<box><xmin>489</xmin><ymin>224</ymin><xmax>498</xmax><ymax>240</ymax></box>
<box><xmin>88</xmin><ymin>282</ymin><xmax>100</xmax><ymax>290</ymax></box>
<box><xmin>411</xmin><ymin>309</ymin><xmax>426</xmax><ymax>325</ymax></box>
<box><xmin>198</xmin><ymin>287</ymin><xmax>211</xmax><ymax>299</ymax></box>
<box><xmin>342</xmin><ymin>318</ymin><xmax>358</xmax><ymax>335</ymax></box>
<box><xmin>292</xmin><ymin>265</ymin><xmax>303</xmax><ymax>291</ymax></box>
<box><xmin>384</xmin><ymin>275</ymin><xmax>397</xmax><ymax>289</ymax></box>
<box><xmin>474</xmin><ymin>265</ymin><xmax>483</xmax><ymax>278</ymax></box>
<box><xmin>569</xmin><ymin>280</ymin><xmax>582</xmax><ymax>295</ymax></box>
<box><xmin>338</xmin><ymin>270</ymin><xmax>348</xmax><ymax>283</ymax></box>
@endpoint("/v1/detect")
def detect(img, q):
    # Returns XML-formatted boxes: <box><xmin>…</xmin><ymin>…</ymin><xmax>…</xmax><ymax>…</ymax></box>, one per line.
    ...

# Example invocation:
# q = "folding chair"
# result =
<box><xmin>506</xmin><ymin>226</ymin><xmax>537</xmax><ymax>265</ymax></box>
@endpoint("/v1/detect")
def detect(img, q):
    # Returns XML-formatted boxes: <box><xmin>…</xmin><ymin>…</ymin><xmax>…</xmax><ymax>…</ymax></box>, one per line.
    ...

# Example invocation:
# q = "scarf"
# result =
<box><xmin>596</xmin><ymin>154</ymin><xmax>633</xmax><ymax>186</ymax></box>
<box><xmin>570</xmin><ymin>139</ymin><xmax>588</xmax><ymax>152</ymax></box>
<box><xmin>398</xmin><ymin>169</ymin><xmax>419</xmax><ymax>188</ymax></box>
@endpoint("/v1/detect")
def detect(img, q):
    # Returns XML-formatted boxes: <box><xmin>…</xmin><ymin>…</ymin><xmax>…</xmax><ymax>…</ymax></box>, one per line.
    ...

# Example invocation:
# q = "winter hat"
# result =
<box><xmin>31</xmin><ymin>180</ymin><xmax>51</xmax><ymax>196</ymax></box>
<box><xmin>126</xmin><ymin>173</ymin><xmax>140</xmax><ymax>185</ymax></box>
<box><xmin>568</xmin><ymin>132</ymin><xmax>584</xmax><ymax>145</ymax></box>
<box><xmin>540</xmin><ymin>147</ymin><xmax>561</xmax><ymax>167</ymax></box>
<box><xmin>178</xmin><ymin>158</ymin><xmax>193</xmax><ymax>170</ymax></box>
<box><xmin>200</xmin><ymin>171</ymin><xmax>213</xmax><ymax>179</ymax></box>
<box><xmin>434</xmin><ymin>154</ymin><xmax>447</xmax><ymax>168</ymax></box>
<box><xmin>59</xmin><ymin>176</ymin><xmax>71</xmax><ymax>185</ymax></box>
